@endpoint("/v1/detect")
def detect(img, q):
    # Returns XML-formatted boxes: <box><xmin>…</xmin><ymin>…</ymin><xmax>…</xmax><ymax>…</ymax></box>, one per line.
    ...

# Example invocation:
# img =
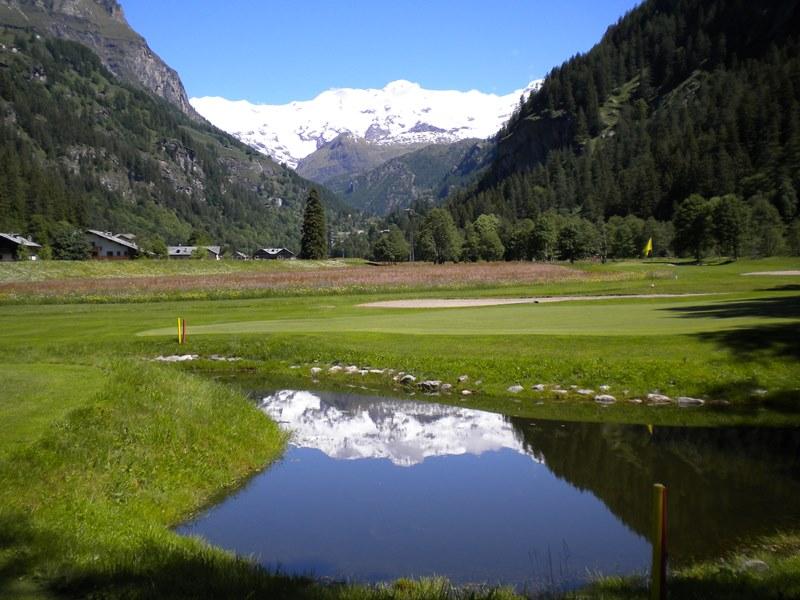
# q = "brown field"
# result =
<box><xmin>0</xmin><ymin>262</ymin><xmax>617</xmax><ymax>301</ymax></box>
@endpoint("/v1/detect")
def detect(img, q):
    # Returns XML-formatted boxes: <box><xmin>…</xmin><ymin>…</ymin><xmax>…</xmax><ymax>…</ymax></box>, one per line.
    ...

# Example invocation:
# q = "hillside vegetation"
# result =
<box><xmin>449</xmin><ymin>0</ymin><xmax>800</xmax><ymax>227</ymax></box>
<box><xmin>0</xmin><ymin>28</ymin><xmax>350</xmax><ymax>253</ymax></box>
<box><xmin>328</xmin><ymin>139</ymin><xmax>491</xmax><ymax>216</ymax></box>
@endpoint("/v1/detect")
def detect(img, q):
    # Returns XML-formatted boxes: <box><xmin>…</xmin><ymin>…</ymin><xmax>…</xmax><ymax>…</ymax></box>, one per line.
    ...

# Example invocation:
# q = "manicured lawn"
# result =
<box><xmin>138</xmin><ymin>292</ymin><xmax>795</xmax><ymax>337</ymax></box>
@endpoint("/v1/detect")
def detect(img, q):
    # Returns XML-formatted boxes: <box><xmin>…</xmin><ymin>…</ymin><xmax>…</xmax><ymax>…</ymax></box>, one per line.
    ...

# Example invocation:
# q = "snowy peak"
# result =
<box><xmin>191</xmin><ymin>79</ymin><xmax>542</xmax><ymax>169</ymax></box>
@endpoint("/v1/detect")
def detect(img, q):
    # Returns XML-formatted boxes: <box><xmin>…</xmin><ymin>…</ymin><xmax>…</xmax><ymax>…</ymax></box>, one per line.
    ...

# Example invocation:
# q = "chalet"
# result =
<box><xmin>233</xmin><ymin>251</ymin><xmax>249</xmax><ymax>260</ymax></box>
<box><xmin>86</xmin><ymin>230</ymin><xmax>139</xmax><ymax>260</ymax></box>
<box><xmin>253</xmin><ymin>247</ymin><xmax>295</xmax><ymax>260</ymax></box>
<box><xmin>0</xmin><ymin>233</ymin><xmax>41</xmax><ymax>261</ymax></box>
<box><xmin>168</xmin><ymin>245</ymin><xmax>222</xmax><ymax>260</ymax></box>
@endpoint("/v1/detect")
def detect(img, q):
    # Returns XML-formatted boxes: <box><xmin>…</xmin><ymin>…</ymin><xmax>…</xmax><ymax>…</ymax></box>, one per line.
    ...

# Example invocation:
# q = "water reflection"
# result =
<box><xmin>178</xmin><ymin>390</ymin><xmax>800</xmax><ymax>589</ymax></box>
<box><xmin>259</xmin><ymin>389</ymin><xmax>539</xmax><ymax>466</ymax></box>
<box><xmin>512</xmin><ymin>418</ymin><xmax>800</xmax><ymax>562</ymax></box>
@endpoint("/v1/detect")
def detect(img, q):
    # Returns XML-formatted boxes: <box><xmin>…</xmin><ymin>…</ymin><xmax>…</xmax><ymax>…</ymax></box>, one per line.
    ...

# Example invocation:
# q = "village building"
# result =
<box><xmin>253</xmin><ymin>247</ymin><xmax>295</xmax><ymax>260</ymax></box>
<box><xmin>168</xmin><ymin>245</ymin><xmax>222</xmax><ymax>260</ymax></box>
<box><xmin>0</xmin><ymin>233</ymin><xmax>41</xmax><ymax>261</ymax></box>
<box><xmin>233</xmin><ymin>250</ymin><xmax>249</xmax><ymax>260</ymax></box>
<box><xmin>86</xmin><ymin>230</ymin><xmax>140</xmax><ymax>260</ymax></box>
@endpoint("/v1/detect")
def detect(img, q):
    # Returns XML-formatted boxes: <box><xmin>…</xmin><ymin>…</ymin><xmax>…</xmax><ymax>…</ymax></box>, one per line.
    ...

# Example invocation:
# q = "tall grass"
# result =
<box><xmin>0</xmin><ymin>262</ymin><xmax>626</xmax><ymax>304</ymax></box>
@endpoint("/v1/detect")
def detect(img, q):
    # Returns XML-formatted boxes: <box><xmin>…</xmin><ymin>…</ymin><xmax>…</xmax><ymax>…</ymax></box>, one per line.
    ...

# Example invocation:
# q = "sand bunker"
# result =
<box><xmin>359</xmin><ymin>293</ymin><xmax>713</xmax><ymax>309</ymax></box>
<box><xmin>742</xmin><ymin>270</ymin><xmax>800</xmax><ymax>276</ymax></box>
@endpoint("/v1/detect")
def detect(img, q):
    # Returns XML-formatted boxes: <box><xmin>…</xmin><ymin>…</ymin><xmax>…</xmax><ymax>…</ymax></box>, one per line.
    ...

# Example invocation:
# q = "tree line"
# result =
<box><xmin>330</xmin><ymin>190</ymin><xmax>799</xmax><ymax>263</ymax></box>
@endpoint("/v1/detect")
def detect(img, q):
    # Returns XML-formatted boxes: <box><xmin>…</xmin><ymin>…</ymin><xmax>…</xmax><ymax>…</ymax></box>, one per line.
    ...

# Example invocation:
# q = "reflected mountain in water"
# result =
<box><xmin>259</xmin><ymin>390</ymin><xmax>536</xmax><ymax>466</ymax></box>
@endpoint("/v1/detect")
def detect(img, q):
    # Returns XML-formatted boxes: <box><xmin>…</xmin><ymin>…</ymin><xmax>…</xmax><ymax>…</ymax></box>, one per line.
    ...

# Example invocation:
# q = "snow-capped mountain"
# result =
<box><xmin>191</xmin><ymin>79</ymin><xmax>542</xmax><ymax>169</ymax></box>
<box><xmin>259</xmin><ymin>390</ymin><xmax>544</xmax><ymax>467</ymax></box>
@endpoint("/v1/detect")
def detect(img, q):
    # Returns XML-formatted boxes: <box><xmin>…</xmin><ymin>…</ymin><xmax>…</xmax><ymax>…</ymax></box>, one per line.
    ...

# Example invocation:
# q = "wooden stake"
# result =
<box><xmin>651</xmin><ymin>483</ymin><xmax>668</xmax><ymax>600</ymax></box>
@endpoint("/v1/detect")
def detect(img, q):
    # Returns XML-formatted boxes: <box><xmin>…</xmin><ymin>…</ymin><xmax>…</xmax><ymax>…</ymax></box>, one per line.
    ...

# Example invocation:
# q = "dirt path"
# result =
<box><xmin>359</xmin><ymin>293</ymin><xmax>714</xmax><ymax>309</ymax></box>
<box><xmin>742</xmin><ymin>270</ymin><xmax>800</xmax><ymax>276</ymax></box>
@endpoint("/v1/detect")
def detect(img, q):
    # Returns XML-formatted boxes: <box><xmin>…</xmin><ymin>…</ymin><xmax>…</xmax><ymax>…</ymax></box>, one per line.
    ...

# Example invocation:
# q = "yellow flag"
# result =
<box><xmin>643</xmin><ymin>237</ymin><xmax>653</xmax><ymax>257</ymax></box>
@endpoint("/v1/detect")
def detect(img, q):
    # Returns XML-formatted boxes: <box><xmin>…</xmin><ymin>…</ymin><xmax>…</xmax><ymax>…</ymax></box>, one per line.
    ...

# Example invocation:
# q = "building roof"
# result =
<box><xmin>0</xmin><ymin>233</ymin><xmax>42</xmax><ymax>248</ymax></box>
<box><xmin>86</xmin><ymin>229</ymin><xmax>139</xmax><ymax>251</ymax></box>
<box><xmin>256</xmin><ymin>247</ymin><xmax>295</xmax><ymax>255</ymax></box>
<box><xmin>167</xmin><ymin>245</ymin><xmax>222</xmax><ymax>256</ymax></box>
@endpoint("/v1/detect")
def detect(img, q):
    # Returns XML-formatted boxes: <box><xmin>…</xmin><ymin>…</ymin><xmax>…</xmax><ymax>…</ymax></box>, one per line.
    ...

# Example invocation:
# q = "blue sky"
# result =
<box><xmin>121</xmin><ymin>1</ymin><xmax>641</xmax><ymax>104</ymax></box>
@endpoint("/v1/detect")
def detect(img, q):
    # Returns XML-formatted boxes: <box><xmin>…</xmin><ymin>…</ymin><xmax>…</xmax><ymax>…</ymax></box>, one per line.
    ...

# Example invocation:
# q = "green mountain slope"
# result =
<box><xmin>0</xmin><ymin>26</ymin><xmax>350</xmax><ymax>252</ymax></box>
<box><xmin>447</xmin><ymin>0</ymin><xmax>800</xmax><ymax>227</ymax></box>
<box><xmin>295</xmin><ymin>132</ymin><xmax>427</xmax><ymax>184</ymax></box>
<box><xmin>327</xmin><ymin>139</ymin><xmax>491</xmax><ymax>215</ymax></box>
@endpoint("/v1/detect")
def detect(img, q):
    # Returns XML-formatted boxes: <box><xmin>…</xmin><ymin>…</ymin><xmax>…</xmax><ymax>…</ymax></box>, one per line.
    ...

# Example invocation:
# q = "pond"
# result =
<box><xmin>177</xmin><ymin>390</ymin><xmax>800</xmax><ymax>591</ymax></box>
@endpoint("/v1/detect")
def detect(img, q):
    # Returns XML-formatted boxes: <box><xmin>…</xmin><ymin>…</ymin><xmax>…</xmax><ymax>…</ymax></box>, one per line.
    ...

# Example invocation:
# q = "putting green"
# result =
<box><xmin>138</xmin><ymin>295</ymin><xmax>796</xmax><ymax>337</ymax></box>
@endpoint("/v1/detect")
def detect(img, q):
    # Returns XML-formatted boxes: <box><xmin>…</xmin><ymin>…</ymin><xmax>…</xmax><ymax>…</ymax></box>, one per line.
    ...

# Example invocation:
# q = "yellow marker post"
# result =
<box><xmin>177</xmin><ymin>318</ymin><xmax>182</xmax><ymax>345</ymax></box>
<box><xmin>651</xmin><ymin>483</ymin><xmax>668</xmax><ymax>600</ymax></box>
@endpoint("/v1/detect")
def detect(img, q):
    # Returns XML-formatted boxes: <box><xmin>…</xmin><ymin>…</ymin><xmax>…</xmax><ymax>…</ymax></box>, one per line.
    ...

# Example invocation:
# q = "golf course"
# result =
<box><xmin>1</xmin><ymin>257</ymin><xmax>799</xmax><ymax>599</ymax></box>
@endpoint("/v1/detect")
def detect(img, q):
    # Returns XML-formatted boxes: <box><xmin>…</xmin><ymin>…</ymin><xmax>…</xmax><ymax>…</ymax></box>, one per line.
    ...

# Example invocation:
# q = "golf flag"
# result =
<box><xmin>643</xmin><ymin>237</ymin><xmax>653</xmax><ymax>257</ymax></box>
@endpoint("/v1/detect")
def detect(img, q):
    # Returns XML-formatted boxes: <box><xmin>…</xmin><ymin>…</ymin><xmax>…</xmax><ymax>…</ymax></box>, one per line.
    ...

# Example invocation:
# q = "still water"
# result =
<box><xmin>178</xmin><ymin>390</ymin><xmax>800</xmax><ymax>590</ymax></box>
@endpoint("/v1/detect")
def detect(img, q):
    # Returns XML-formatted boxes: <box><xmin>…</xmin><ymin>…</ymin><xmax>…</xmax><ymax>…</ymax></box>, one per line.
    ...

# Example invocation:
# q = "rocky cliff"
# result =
<box><xmin>0</xmin><ymin>0</ymin><xmax>200</xmax><ymax>119</ymax></box>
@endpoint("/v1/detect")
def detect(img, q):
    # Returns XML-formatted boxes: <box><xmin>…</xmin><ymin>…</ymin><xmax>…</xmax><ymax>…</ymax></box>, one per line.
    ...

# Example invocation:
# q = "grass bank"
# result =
<box><xmin>581</xmin><ymin>531</ymin><xmax>800</xmax><ymax>599</ymax></box>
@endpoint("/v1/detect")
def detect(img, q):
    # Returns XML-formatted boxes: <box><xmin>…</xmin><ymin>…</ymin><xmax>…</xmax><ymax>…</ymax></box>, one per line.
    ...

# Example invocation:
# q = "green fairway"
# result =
<box><xmin>138</xmin><ymin>292</ymin><xmax>796</xmax><ymax>337</ymax></box>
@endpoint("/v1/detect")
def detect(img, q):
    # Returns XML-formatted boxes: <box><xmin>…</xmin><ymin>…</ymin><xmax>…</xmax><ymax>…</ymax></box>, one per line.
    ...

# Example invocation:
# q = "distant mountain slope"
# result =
<box><xmin>191</xmin><ymin>79</ymin><xmax>542</xmax><ymax>169</ymax></box>
<box><xmin>447</xmin><ymin>0</ymin><xmax>800</xmax><ymax>226</ymax></box>
<box><xmin>0</xmin><ymin>26</ymin><xmax>348</xmax><ymax>252</ymax></box>
<box><xmin>327</xmin><ymin>139</ymin><xmax>492</xmax><ymax>215</ymax></box>
<box><xmin>0</xmin><ymin>0</ymin><xmax>200</xmax><ymax>119</ymax></box>
<box><xmin>295</xmin><ymin>133</ymin><xmax>427</xmax><ymax>185</ymax></box>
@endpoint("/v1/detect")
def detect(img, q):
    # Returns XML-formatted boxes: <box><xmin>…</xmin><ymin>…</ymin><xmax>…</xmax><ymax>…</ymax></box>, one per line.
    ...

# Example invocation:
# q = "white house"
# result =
<box><xmin>253</xmin><ymin>247</ymin><xmax>295</xmax><ymax>260</ymax></box>
<box><xmin>86</xmin><ymin>230</ymin><xmax>139</xmax><ymax>260</ymax></box>
<box><xmin>0</xmin><ymin>233</ymin><xmax>41</xmax><ymax>261</ymax></box>
<box><xmin>168</xmin><ymin>245</ymin><xmax>222</xmax><ymax>260</ymax></box>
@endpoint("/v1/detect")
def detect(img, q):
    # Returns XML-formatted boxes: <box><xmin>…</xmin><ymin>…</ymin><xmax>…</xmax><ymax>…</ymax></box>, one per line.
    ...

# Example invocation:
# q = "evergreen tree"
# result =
<box><xmin>300</xmin><ymin>188</ymin><xmax>327</xmax><ymax>259</ymax></box>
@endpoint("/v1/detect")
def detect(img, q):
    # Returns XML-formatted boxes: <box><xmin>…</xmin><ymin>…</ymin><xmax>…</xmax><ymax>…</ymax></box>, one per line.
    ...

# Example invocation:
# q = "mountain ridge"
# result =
<box><xmin>191</xmin><ymin>79</ymin><xmax>542</xmax><ymax>169</ymax></box>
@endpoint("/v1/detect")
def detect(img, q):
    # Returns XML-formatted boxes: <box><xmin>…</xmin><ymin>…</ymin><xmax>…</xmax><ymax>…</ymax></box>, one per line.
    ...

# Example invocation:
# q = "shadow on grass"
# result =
<box><xmin>760</xmin><ymin>284</ymin><xmax>800</xmax><ymax>292</ymax></box>
<box><xmin>665</xmin><ymin>572</ymin><xmax>800</xmax><ymax>600</ymax></box>
<box><xmin>49</xmin><ymin>542</ymin><xmax>322</xmax><ymax>600</ymax></box>
<box><xmin>0</xmin><ymin>512</ymin><xmax>45</xmax><ymax>599</ymax></box>
<box><xmin>662</xmin><ymin>295</ymin><xmax>800</xmax><ymax>362</ymax></box>
<box><xmin>696</xmin><ymin>324</ymin><xmax>800</xmax><ymax>361</ymax></box>
<box><xmin>585</xmin><ymin>573</ymin><xmax>800</xmax><ymax>600</ymax></box>
<box><xmin>43</xmin><ymin>538</ymin><xmax>510</xmax><ymax>600</ymax></box>
<box><xmin>663</xmin><ymin>295</ymin><xmax>800</xmax><ymax>320</ymax></box>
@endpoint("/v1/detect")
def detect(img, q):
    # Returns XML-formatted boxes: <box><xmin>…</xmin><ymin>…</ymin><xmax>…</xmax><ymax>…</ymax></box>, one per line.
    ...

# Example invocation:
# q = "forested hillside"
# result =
<box><xmin>327</xmin><ymin>139</ymin><xmax>491</xmax><ymax>216</ymax></box>
<box><xmin>0</xmin><ymin>28</ymin><xmax>350</xmax><ymax>253</ymax></box>
<box><xmin>450</xmin><ymin>0</ymin><xmax>800</xmax><ymax>226</ymax></box>
<box><xmin>369</xmin><ymin>0</ymin><xmax>794</xmax><ymax>263</ymax></box>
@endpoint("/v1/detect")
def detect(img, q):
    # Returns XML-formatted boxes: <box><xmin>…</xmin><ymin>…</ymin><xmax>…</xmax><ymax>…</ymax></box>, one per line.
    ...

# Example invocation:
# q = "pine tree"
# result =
<box><xmin>300</xmin><ymin>188</ymin><xmax>327</xmax><ymax>259</ymax></box>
